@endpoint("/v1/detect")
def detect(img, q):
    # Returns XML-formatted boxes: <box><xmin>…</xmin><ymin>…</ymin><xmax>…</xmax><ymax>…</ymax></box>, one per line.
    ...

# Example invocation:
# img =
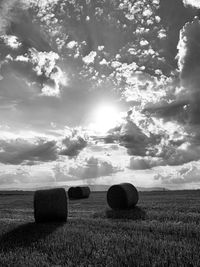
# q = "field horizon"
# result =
<box><xmin>0</xmin><ymin>184</ymin><xmax>180</xmax><ymax>194</ymax></box>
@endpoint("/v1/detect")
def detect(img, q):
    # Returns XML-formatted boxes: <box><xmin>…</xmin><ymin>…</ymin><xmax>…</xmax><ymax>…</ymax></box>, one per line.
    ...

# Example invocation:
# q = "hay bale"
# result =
<box><xmin>68</xmin><ymin>186</ymin><xmax>90</xmax><ymax>199</ymax></box>
<box><xmin>34</xmin><ymin>188</ymin><xmax>68</xmax><ymax>223</ymax></box>
<box><xmin>107</xmin><ymin>183</ymin><xmax>138</xmax><ymax>210</ymax></box>
<box><xmin>68</xmin><ymin>187</ymin><xmax>75</xmax><ymax>199</ymax></box>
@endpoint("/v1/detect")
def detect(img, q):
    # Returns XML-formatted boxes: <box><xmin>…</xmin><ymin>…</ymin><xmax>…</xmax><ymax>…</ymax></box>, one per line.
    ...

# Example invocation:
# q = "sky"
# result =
<box><xmin>0</xmin><ymin>0</ymin><xmax>200</xmax><ymax>190</ymax></box>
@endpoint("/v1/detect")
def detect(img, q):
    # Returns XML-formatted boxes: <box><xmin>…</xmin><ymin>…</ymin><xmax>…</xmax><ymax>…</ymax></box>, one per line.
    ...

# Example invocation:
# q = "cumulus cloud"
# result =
<box><xmin>183</xmin><ymin>0</ymin><xmax>200</xmax><ymax>9</ymax></box>
<box><xmin>68</xmin><ymin>156</ymin><xmax>121</xmax><ymax>179</ymax></box>
<box><xmin>67</xmin><ymin>41</ymin><xmax>77</xmax><ymax>49</ymax></box>
<box><xmin>82</xmin><ymin>51</ymin><xmax>97</xmax><ymax>64</ymax></box>
<box><xmin>2</xmin><ymin>35</ymin><xmax>21</xmax><ymax>49</ymax></box>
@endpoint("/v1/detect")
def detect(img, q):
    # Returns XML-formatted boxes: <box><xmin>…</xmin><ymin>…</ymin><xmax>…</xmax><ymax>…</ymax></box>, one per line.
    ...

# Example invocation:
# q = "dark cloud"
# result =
<box><xmin>139</xmin><ymin>3</ymin><xmax>200</xmax><ymax>125</ymax></box>
<box><xmin>0</xmin><ymin>139</ymin><xmax>57</xmax><ymax>165</ymax></box>
<box><xmin>100</xmin><ymin>110</ymin><xmax>200</xmax><ymax>166</ymax></box>
<box><xmin>158</xmin><ymin>0</ymin><xmax>197</xmax><ymax>68</ymax></box>
<box><xmin>0</xmin><ymin>131</ymin><xmax>88</xmax><ymax>165</ymax></box>
<box><xmin>146</xmin><ymin>17</ymin><xmax>200</xmax><ymax>125</ymax></box>
<box><xmin>119</xmin><ymin>120</ymin><xmax>149</xmax><ymax>156</ymax></box>
<box><xmin>102</xmin><ymin>120</ymin><xmax>150</xmax><ymax>156</ymax></box>
<box><xmin>60</xmin><ymin>135</ymin><xmax>87</xmax><ymax>157</ymax></box>
<box><xmin>143</xmin><ymin>99</ymin><xmax>189</xmax><ymax>123</ymax></box>
<box><xmin>177</xmin><ymin>17</ymin><xmax>200</xmax><ymax>124</ymax></box>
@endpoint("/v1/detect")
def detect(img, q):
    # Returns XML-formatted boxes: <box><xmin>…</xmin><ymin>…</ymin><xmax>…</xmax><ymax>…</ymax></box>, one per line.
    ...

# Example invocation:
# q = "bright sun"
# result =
<box><xmin>89</xmin><ymin>104</ymin><xmax>122</xmax><ymax>134</ymax></box>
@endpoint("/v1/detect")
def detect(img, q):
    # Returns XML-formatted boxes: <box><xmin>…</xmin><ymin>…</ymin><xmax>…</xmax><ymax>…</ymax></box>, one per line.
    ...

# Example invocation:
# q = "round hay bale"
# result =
<box><xmin>34</xmin><ymin>188</ymin><xmax>68</xmax><ymax>223</ymax></box>
<box><xmin>69</xmin><ymin>186</ymin><xmax>90</xmax><ymax>199</ymax></box>
<box><xmin>68</xmin><ymin>187</ymin><xmax>75</xmax><ymax>199</ymax></box>
<box><xmin>107</xmin><ymin>183</ymin><xmax>138</xmax><ymax>210</ymax></box>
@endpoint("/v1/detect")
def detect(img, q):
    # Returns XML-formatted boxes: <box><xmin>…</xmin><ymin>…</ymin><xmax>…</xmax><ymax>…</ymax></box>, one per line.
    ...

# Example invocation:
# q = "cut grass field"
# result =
<box><xmin>0</xmin><ymin>190</ymin><xmax>200</xmax><ymax>266</ymax></box>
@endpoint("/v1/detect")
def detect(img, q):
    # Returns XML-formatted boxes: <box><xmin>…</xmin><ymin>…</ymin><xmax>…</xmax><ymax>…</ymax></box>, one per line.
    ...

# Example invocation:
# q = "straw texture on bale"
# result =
<box><xmin>68</xmin><ymin>186</ymin><xmax>90</xmax><ymax>199</ymax></box>
<box><xmin>34</xmin><ymin>188</ymin><xmax>68</xmax><ymax>223</ymax></box>
<box><xmin>107</xmin><ymin>183</ymin><xmax>138</xmax><ymax>210</ymax></box>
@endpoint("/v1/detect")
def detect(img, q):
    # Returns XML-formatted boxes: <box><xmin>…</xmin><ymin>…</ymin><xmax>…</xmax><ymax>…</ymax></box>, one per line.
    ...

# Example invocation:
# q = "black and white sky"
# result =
<box><xmin>0</xmin><ymin>0</ymin><xmax>200</xmax><ymax>189</ymax></box>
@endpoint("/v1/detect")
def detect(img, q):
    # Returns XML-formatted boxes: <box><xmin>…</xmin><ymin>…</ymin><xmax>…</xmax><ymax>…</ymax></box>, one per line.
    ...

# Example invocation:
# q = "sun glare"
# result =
<box><xmin>89</xmin><ymin>104</ymin><xmax>122</xmax><ymax>134</ymax></box>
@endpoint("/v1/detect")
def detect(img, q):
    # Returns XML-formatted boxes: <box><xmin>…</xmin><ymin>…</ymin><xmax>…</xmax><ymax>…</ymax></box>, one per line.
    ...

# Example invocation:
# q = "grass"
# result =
<box><xmin>0</xmin><ymin>190</ymin><xmax>200</xmax><ymax>266</ymax></box>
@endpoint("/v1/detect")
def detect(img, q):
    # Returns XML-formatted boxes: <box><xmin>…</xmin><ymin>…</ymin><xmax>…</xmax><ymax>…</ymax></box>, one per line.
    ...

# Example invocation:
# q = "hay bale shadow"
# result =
<box><xmin>0</xmin><ymin>222</ymin><xmax>64</xmax><ymax>250</ymax></box>
<box><xmin>93</xmin><ymin>206</ymin><xmax>146</xmax><ymax>220</ymax></box>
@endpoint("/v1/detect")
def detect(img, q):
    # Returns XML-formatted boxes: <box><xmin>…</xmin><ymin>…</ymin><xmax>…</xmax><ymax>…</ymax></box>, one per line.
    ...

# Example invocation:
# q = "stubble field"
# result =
<box><xmin>0</xmin><ymin>190</ymin><xmax>200</xmax><ymax>266</ymax></box>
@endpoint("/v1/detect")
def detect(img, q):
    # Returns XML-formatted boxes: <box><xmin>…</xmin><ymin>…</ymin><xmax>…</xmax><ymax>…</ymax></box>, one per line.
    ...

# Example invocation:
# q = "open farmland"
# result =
<box><xmin>0</xmin><ymin>190</ymin><xmax>200</xmax><ymax>266</ymax></box>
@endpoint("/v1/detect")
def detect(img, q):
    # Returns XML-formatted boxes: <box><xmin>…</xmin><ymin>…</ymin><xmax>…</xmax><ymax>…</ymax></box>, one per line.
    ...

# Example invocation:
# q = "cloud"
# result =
<box><xmin>183</xmin><ymin>0</ymin><xmax>200</xmax><ymax>9</ymax></box>
<box><xmin>2</xmin><ymin>35</ymin><xmax>22</xmax><ymax>49</ymax></box>
<box><xmin>68</xmin><ymin>156</ymin><xmax>121</xmax><ymax>179</ymax></box>
<box><xmin>154</xmin><ymin>165</ymin><xmax>200</xmax><ymax>185</ymax></box>
<box><xmin>0</xmin><ymin>0</ymin><xmax>67</xmax><ymax>97</ymax></box>
<box><xmin>0</xmin><ymin>165</ymin><xmax>56</xmax><ymax>186</ymax></box>
<box><xmin>82</xmin><ymin>51</ymin><xmax>97</xmax><ymax>64</ymax></box>
<box><xmin>1</xmin><ymin>48</ymin><xmax>68</xmax><ymax>97</ymax></box>
<box><xmin>129</xmin><ymin>156</ymin><xmax>165</xmax><ymax>170</ymax></box>
<box><xmin>102</xmin><ymin>109</ymin><xmax>200</xmax><ymax>166</ymax></box>
<box><xmin>0</xmin><ymin>1</ymin><xmax>51</xmax><ymax>50</ymax></box>
<box><xmin>60</xmin><ymin>133</ymin><xmax>87</xmax><ymax>158</ymax></box>
<box><xmin>138</xmin><ymin>0</ymin><xmax>199</xmax><ymax>124</ymax></box>
<box><xmin>0</xmin><ymin>129</ymin><xmax>88</xmax><ymax>165</ymax></box>
<box><xmin>2</xmin><ymin>0</ymin><xmax>200</xmax><ymax>186</ymax></box>
<box><xmin>119</xmin><ymin>120</ymin><xmax>149</xmax><ymax>156</ymax></box>
<box><xmin>164</xmin><ymin>141</ymin><xmax>200</xmax><ymax>165</ymax></box>
<box><xmin>52</xmin><ymin>164</ymin><xmax>73</xmax><ymax>182</ymax></box>
<box><xmin>0</xmin><ymin>169</ymin><xmax>28</xmax><ymax>185</ymax></box>
<box><xmin>0</xmin><ymin>138</ymin><xmax>58</xmax><ymax>165</ymax></box>
<box><xmin>176</xmin><ymin>17</ymin><xmax>200</xmax><ymax>124</ymax></box>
